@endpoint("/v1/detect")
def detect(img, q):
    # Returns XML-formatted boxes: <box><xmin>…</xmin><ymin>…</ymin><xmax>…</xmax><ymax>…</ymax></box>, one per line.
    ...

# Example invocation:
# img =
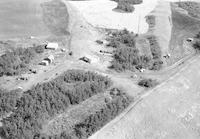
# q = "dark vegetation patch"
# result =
<box><xmin>107</xmin><ymin>29</ymin><xmax>162</xmax><ymax>71</ymax></box>
<box><xmin>108</xmin><ymin>29</ymin><xmax>152</xmax><ymax>71</ymax></box>
<box><xmin>0</xmin><ymin>89</ymin><xmax>21</xmax><ymax>118</ymax></box>
<box><xmin>177</xmin><ymin>2</ymin><xmax>200</xmax><ymax>19</ymax></box>
<box><xmin>138</xmin><ymin>78</ymin><xmax>159</xmax><ymax>88</ymax></box>
<box><xmin>44</xmin><ymin>89</ymin><xmax>131</xmax><ymax>139</ymax></box>
<box><xmin>0</xmin><ymin>45</ymin><xmax>45</xmax><ymax>77</ymax></box>
<box><xmin>115</xmin><ymin>1</ymin><xmax>135</xmax><ymax>13</ymax></box>
<box><xmin>112</xmin><ymin>0</ymin><xmax>143</xmax><ymax>5</ymax></box>
<box><xmin>146</xmin><ymin>15</ymin><xmax>156</xmax><ymax>32</ymax></box>
<box><xmin>193</xmin><ymin>32</ymin><xmax>200</xmax><ymax>51</ymax></box>
<box><xmin>0</xmin><ymin>70</ymin><xmax>115</xmax><ymax>139</ymax></box>
<box><xmin>112</xmin><ymin>0</ymin><xmax>143</xmax><ymax>13</ymax></box>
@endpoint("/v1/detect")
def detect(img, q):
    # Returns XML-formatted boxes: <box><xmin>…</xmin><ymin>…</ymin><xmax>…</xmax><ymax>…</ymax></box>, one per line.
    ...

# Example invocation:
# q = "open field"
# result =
<box><xmin>0</xmin><ymin>0</ymin><xmax>50</xmax><ymax>39</ymax></box>
<box><xmin>68</xmin><ymin>0</ymin><xmax>158</xmax><ymax>34</ymax></box>
<box><xmin>168</xmin><ymin>3</ymin><xmax>200</xmax><ymax>65</ymax></box>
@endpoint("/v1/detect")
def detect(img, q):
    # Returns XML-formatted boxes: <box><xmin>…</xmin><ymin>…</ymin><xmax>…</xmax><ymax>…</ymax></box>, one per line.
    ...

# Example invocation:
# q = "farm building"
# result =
<box><xmin>40</xmin><ymin>55</ymin><xmax>55</xmax><ymax>66</ymax></box>
<box><xmin>45</xmin><ymin>43</ymin><xmax>59</xmax><ymax>50</ymax></box>
<box><xmin>40</xmin><ymin>60</ymin><xmax>49</xmax><ymax>66</ymax></box>
<box><xmin>44</xmin><ymin>55</ymin><xmax>54</xmax><ymax>63</ymax></box>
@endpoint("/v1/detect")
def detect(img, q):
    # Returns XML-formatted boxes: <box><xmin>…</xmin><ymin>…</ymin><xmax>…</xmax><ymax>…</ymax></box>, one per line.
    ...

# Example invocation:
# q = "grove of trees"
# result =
<box><xmin>115</xmin><ymin>0</ymin><xmax>135</xmax><ymax>13</ymax></box>
<box><xmin>0</xmin><ymin>70</ymin><xmax>112</xmax><ymax>139</ymax></box>
<box><xmin>0</xmin><ymin>45</ymin><xmax>44</xmax><ymax>77</ymax></box>
<box><xmin>35</xmin><ymin>89</ymin><xmax>132</xmax><ymax>139</ymax></box>
<box><xmin>138</xmin><ymin>78</ymin><xmax>159</xmax><ymax>88</ymax></box>
<box><xmin>107</xmin><ymin>29</ymin><xmax>157</xmax><ymax>71</ymax></box>
<box><xmin>0</xmin><ymin>89</ymin><xmax>20</xmax><ymax>118</ymax></box>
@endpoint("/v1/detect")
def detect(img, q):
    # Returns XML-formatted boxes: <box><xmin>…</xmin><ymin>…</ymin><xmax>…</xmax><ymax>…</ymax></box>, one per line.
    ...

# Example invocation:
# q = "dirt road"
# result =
<box><xmin>89</xmin><ymin>55</ymin><xmax>200</xmax><ymax>139</ymax></box>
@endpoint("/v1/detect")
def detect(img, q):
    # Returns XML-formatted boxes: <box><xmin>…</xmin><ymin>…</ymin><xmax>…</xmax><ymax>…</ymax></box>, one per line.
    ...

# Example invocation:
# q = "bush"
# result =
<box><xmin>116</xmin><ymin>1</ymin><xmax>135</xmax><ymax>13</ymax></box>
<box><xmin>113</xmin><ymin>0</ymin><xmax>143</xmax><ymax>5</ymax></box>
<box><xmin>138</xmin><ymin>78</ymin><xmax>158</xmax><ymax>88</ymax></box>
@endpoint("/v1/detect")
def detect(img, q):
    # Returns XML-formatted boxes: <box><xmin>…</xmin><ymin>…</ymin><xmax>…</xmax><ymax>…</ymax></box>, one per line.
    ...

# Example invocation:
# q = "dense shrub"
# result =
<box><xmin>138</xmin><ymin>78</ymin><xmax>158</xmax><ymax>88</ymax></box>
<box><xmin>113</xmin><ymin>0</ymin><xmax>143</xmax><ymax>5</ymax></box>
<box><xmin>0</xmin><ymin>70</ymin><xmax>112</xmax><ymax>139</ymax></box>
<box><xmin>42</xmin><ymin>90</ymin><xmax>131</xmax><ymax>139</ymax></box>
<box><xmin>115</xmin><ymin>0</ymin><xmax>135</xmax><ymax>13</ymax></box>
<box><xmin>0</xmin><ymin>45</ymin><xmax>45</xmax><ymax>77</ymax></box>
<box><xmin>146</xmin><ymin>35</ymin><xmax>163</xmax><ymax>70</ymax></box>
<box><xmin>110</xmin><ymin>47</ymin><xmax>151</xmax><ymax>71</ymax></box>
<box><xmin>107</xmin><ymin>29</ymin><xmax>136</xmax><ymax>48</ymax></box>
<box><xmin>107</xmin><ymin>29</ymin><xmax>152</xmax><ymax>71</ymax></box>
<box><xmin>0</xmin><ymin>89</ymin><xmax>20</xmax><ymax>118</ymax></box>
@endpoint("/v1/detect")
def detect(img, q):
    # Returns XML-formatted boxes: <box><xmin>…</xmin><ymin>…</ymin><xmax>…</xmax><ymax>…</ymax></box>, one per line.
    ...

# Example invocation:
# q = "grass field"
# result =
<box><xmin>168</xmin><ymin>3</ymin><xmax>200</xmax><ymax>65</ymax></box>
<box><xmin>0</xmin><ymin>0</ymin><xmax>50</xmax><ymax>39</ymax></box>
<box><xmin>0</xmin><ymin>0</ymin><xmax>70</xmax><ymax>40</ymax></box>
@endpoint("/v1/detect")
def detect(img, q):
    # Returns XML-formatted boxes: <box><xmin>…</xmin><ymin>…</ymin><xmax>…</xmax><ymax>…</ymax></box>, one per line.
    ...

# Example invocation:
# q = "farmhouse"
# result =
<box><xmin>45</xmin><ymin>43</ymin><xmax>59</xmax><ymax>50</ymax></box>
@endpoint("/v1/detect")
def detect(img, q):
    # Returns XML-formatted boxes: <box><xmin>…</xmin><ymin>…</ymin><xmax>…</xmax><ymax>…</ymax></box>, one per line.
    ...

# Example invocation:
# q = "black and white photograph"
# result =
<box><xmin>0</xmin><ymin>0</ymin><xmax>200</xmax><ymax>138</ymax></box>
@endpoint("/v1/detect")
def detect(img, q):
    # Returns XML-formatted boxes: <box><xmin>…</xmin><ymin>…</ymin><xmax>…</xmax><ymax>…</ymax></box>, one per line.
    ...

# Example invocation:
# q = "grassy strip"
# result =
<box><xmin>44</xmin><ymin>89</ymin><xmax>132</xmax><ymax>139</ymax></box>
<box><xmin>146</xmin><ymin>35</ymin><xmax>163</xmax><ymax>70</ymax></box>
<box><xmin>0</xmin><ymin>70</ymin><xmax>112</xmax><ymax>139</ymax></box>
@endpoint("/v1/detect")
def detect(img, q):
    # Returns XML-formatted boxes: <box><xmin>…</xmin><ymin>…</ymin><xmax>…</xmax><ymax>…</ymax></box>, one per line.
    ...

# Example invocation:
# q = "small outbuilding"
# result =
<box><xmin>40</xmin><ymin>60</ymin><xmax>49</xmax><ymax>66</ymax></box>
<box><xmin>45</xmin><ymin>43</ymin><xmax>58</xmax><ymax>50</ymax></box>
<box><xmin>47</xmin><ymin>55</ymin><xmax>54</xmax><ymax>63</ymax></box>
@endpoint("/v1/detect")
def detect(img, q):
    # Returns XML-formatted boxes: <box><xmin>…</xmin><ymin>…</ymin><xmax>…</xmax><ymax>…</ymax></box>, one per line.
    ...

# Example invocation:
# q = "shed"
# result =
<box><xmin>41</xmin><ymin>60</ymin><xmax>49</xmax><ymax>66</ymax></box>
<box><xmin>47</xmin><ymin>55</ymin><xmax>54</xmax><ymax>63</ymax></box>
<box><xmin>45</xmin><ymin>43</ymin><xmax>58</xmax><ymax>50</ymax></box>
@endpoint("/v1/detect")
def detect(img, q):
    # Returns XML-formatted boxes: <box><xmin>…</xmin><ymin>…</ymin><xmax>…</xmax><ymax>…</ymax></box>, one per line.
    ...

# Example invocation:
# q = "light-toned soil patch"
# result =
<box><xmin>68</xmin><ymin>0</ymin><xmax>159</xmax><ymax>34</ymax></box>
<box><xmin>146</xmin><ymin>1</ymin><xmax>172</xmax><ymax>58</ymax></box>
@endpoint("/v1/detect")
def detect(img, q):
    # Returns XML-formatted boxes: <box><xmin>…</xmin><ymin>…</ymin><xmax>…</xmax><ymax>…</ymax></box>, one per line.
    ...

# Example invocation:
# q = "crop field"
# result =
<box><xmin>0</xmin><ymin>0</ymin><xmax>51</xmax><ymax>39</ymax></box>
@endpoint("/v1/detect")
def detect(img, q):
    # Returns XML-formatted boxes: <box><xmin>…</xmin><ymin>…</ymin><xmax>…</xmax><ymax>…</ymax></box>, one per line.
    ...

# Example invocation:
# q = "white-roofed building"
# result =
<box><xmin>45</xmin><ymin>43</ymin><xmax>58</xmax><ymax>50</ymax></box>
